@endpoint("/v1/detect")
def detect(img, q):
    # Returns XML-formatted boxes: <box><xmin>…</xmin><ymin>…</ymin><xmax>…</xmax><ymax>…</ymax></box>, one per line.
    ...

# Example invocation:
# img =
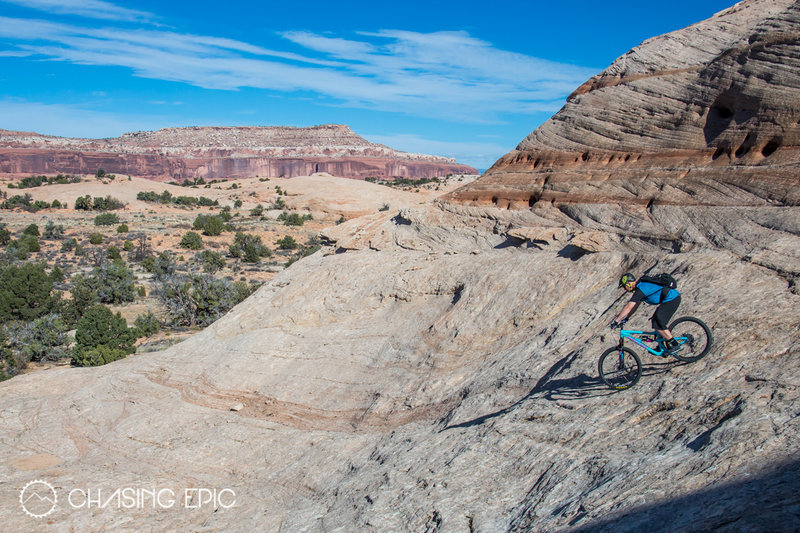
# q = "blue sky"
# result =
<box><xmin>0</xmin><ymin>0</ymin><xmax>736</xmax><ymax>170</ymax></box>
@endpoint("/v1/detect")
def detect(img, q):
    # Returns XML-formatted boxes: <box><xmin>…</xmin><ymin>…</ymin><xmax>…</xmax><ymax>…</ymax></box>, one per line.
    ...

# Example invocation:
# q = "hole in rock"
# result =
<box><xmin>581</xmin><ymin>152</ymin><xmax>590</xmax><ymax>162</ymax></box>
<box><xmin>491</xmin><ymin>196</ymin><xmax>498</xmax><ymax>205</ymax></box>
<box><xmin>712</xmin><ymin>147</ymin><xmax>727</xmax><ymax>160</ymax></box>
<box><xmin>533</xmin><ymin>158</ymin><xmax>541</xmax><ymax>168</ymax></box>
<box><xmin>714</xmin><ymin>106</ymin><xmax>734</xmax><ymax>119</ymax></box>
<box><xmin>735</xmin><ymin>145</ymin><xmax>750</xmax><ymax>158</ymax></box>
<box><xmin>761</xmin><ymin>140</ymin><xmax>780</xmax><ymax>157</ymax></box>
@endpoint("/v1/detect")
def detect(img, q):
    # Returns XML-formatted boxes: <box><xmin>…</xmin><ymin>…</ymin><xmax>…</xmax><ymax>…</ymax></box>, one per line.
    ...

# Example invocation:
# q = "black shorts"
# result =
<box><xmin>652</xmin><ymin>295</ymin><xmax>681</xmax><ymax>330</ymax></box>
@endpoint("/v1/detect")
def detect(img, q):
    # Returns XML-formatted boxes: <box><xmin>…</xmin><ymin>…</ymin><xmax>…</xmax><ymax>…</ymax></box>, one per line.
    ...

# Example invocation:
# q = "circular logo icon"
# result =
<box><xmin>20</xmin><ymin>480</ymin><xmax>57</xmax><ymax>518</ymax></box>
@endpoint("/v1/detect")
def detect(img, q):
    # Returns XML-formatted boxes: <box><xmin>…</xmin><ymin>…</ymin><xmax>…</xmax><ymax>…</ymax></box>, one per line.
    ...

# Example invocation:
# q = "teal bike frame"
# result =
<box><xmin>617</xmin><ymin>328</ymin><xmax>674</xmax><ymax>357</ymax></box>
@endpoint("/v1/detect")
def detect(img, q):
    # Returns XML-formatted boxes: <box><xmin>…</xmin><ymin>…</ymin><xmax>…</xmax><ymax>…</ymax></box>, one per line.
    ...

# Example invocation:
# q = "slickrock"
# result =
<box><xmin>1</xmin><ymin>2</ymin><xmax>799</xmax><ymax>532</ymax></box>
<box><xmin>0</xmin><ymin>124</ymin><xmax>476</xmax><ymax>181</ymax></box>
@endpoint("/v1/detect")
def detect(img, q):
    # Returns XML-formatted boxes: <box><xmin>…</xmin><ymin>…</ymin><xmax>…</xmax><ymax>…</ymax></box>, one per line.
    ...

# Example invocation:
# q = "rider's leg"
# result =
<box><xmin>652</xmin><ymin>296</ymin><xmax>681</xmax><ymax>345</ymax></box>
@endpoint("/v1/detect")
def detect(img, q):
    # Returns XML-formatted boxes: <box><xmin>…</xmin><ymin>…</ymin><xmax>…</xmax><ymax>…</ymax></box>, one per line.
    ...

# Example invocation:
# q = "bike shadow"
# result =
<box><xmin>443</xmin><ymin>353</ymin><xmax>691</xmax><ymax>431</ymax></box>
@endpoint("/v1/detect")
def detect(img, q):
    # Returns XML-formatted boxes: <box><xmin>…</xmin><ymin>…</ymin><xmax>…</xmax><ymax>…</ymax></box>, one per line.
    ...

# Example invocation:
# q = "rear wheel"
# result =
<box><xmin>598</xmin><ymin>347</ymin><xmax>642</xmax><ymax>390</ymax></box>
<box><xmin>669</xmin><ymin>316</ymin><xmax>713</xmax><ymax>363</ymax></box>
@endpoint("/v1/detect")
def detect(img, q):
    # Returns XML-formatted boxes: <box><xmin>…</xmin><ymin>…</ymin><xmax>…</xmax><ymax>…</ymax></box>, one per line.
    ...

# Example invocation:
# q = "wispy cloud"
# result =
<box><xmin>0</xmin><ymin>7</ymin><xmax>597</xmax><ymax>123</ymax></box>
<box><xmin>0</xmin><ymin>0</ymin><xmax>156</xmax><ymax>22</ymax></box>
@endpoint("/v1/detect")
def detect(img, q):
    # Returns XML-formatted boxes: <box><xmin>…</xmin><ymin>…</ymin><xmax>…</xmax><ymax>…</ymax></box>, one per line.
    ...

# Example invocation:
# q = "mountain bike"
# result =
<box><xmin>598</xmin><ymin>316</ymin><xmax>713</xmax><ymax>390</ymax></box>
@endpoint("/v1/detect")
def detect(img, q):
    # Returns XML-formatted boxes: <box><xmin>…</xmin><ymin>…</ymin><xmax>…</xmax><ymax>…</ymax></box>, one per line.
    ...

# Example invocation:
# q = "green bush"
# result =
<box><xmin>0</xmin><ymin>262</ymin><xmax>60</xmax><ymax>323</ymax></box>
<box><xmin>49</xmin><ymin>264</ymin><xmax>65</xmax><ymax>283</ymax></box>
<box><xmin>5</xmin><ymin>313</ymin><xmax>69</xmax><ymax>363</ymax></box>
<box><xmin>198</xmin><ymin>250</ymin><xmax>225</xmax><ymax>274</ymax></box>
<box><xmin>42</xmin><ymin>221</ymin><xmax>64</xmax><ymax>239</ymax></box>
<box><xmin>6</xmin><ymin>234</ymin><xmax>40</xmax><ymax>260</ymax></box>
<box><xmin>154</xmin><ymin>273</ymin><xmax>255</xmax><ymax>327</ymax></box>
<box><xmin>203</xmin><ymin>215</ymin><xmax>225</xmax><ymax>236</ymax></box>
<box><xmin>70</xmin><ymin>261</ymin><xmax>136</xmax><ymax>306</ymax></box>
<box><xmin>0</xmin><ymin>224</ymin><xmax>10</xmax><ymax>246</ymax></box>
<box><xmin>228</xmin><ymin>232</ymin><xmax>271</xmax><ymax>263</ymax></box>
<box><xmin>23</xmin><ymin>223</ymin><xmax>40</xmax><ymax>237</ymax></box>
<box><xmin>72</xmin><ymin>304</ymin><xmax>136</xmax><ymax>366</ymax></box>
<box><xmin>277</xmin><ymin>235</ymin><xmax>297</xmax><ymax>250</ymax></box>
<box><xmin>94</xmin><ymin>212</ymin><xmax>120</xmax><ymax>226</ymax></box>
<box><xmin>142</xmin><ymin>251</ymin><xmax>174</xmax><ymax>279</ymax></box>
<box><xmin>123</xmin><ymin>240</ymin><xmax>134</xmax><ymax>252</ymax></box>
<box><xmin>250</xmin><ymin>204</ymin><xmax>264</xmax><ymax>217</ymax></box>
<box><xmin>0</xmin><ymin>329</ymin><xmax>26</xmax><ymax>380</ymax></box>
<box><xmin>74</xmin><ymin>195</ymin><xmax>92</xmax><ymax>210</ymax></box>
<box><xmin>117</xmin><ymin>224</ymin><xmax>129</xmax><ymax>233</ymax></box>
<box><xmin>277</xmin><ymin>212</ymin><xmax>311</xmax><ymax>226</ymax></box>
<box><xmin>89</xmin><ymin>233</ymin><xmax>103</xmax><ymax>245</ymax></box>
<box><xmin>61</xmin><ymin>238</ymin><xmax>76</xmax><ymax>251</ymax></box>
<box><xmin>134</xmin><ymin>311</ymin><xmax>160</xmax><ymax>338</ymax></box>
<box><xmin>107</xmin><ymin>246</ymin><xmax>122</xmax><ymax>260</ymax></box>
<box><xmin>180</xmin><ymin>231</ymin><xmax>203</xmax><ymax>250</ymax></box>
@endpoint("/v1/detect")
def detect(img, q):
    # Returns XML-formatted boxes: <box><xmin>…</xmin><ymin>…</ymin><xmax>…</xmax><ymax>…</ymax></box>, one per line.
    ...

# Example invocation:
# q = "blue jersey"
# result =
<box><xmin>631</xmin><ymin>281</ymin><xmax>680</xmax><ymax>305</ymax></box>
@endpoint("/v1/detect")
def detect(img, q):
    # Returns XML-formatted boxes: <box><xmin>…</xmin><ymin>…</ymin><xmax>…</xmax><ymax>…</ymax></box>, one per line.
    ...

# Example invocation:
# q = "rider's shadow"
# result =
<box><xmin>443</xmin><ymin>351</ymin><xmax>690</xmax><ymax>431</ymax></box>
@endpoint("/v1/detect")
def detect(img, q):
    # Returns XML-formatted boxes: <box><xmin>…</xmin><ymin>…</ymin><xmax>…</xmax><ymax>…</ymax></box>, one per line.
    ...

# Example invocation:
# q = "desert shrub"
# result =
<box><xmin>0</xmin><ymin>224</ymin><xmax>11</xmax><ymax>246</ymax></box>
<box><xmin>142</xmin><ymin>251</ymin><xmax>174</xmax><ymax>279</ymax></box>
<box><xmin>194</xmin><ymin>214</ymin><xmax>225</xmax><ymax>236</ymax></box>
<box><xmin>250</xmin><ymin>204</ymin><xmax>264</xmax><ymax>217</ymax></box>
<box><xmin>23</xmin><ymin>223</ymin><xmax>40</xmax><ymax>237</ymax></box>
<box><xmin>277</xmin><ymin>212</ymin><xmax>311</xmax><ymax>226</ymax></box>
<box><xmin>89</xmin><ymin>233</ymin><xmax>103</xmax><ymax>245</ymax></box>
<box><xmin>42</xmin><ymin>221</ymin><xmax>65</xmax><ymax>239</ymax></box>
<box><xmin>49</xmin><ymin>264</ymin><xmax>65</xmax><ymax>283</ymax></box>
<box><xmin>0</xmin><ymin>330</ymin><xmax>24</xmax><ymax>380</ymax></box>
<box><xmin>94</xmin><ymin>212</ymin><xmax>120</xmax><ymax>226</ymax></box>
<box><xmin>276</xmin><ymin>235</ymin><xmax>297</xmax><ymax>250</ymax></box>
<box><xmin>6</xmin><ymin>234</ymin><xmax>40</xmax><ymax>259</ymax></box>
<box><xmin>106</xmin><ymin>246</ymin><xmax>122</xmax><ymax>261</ymax></box>
<box><xmin>123</xmin><ymin>240</ymin><xmax>134</xmax><ymax>252</ymax></box>
<box><xmin>154</xmin><ymin>273</ymin><xmax>254</xmax><ymax>327</ymax></box>
<box><xmin>51</xmin><ymin>199</ymin><xmax>62</xmax><ymax>208</ymax></box>
<box><xmin>72</xmin><ymin>304</ymin><xmax>136</xmax><ymax>366</ymax></box>
<box><xmin>197</xmin><ymin>196</ymin><xmax>218</xmax><ymax>207</ymax></box>
<box><xmin>117</xmin><ymin>224</ymin><xmax>129</xmax><ymax>233</ymax></box>
<box><xmin>233</xmin><ymin>199</ymin><xmax>242</xmax><ymax>208</ymax></box>
<box><xmin>137</xmin><ymin>285</ymin><xmax>146</xmax><ymax>297</ymax></box>
<box><xmin>70</xmin><ymin>261</ymin><xmax>136</xmax><ymax>306</ymax></box>
<box><xmin>95</xmin><ymin>169</ymin><xmax>106</xmax><ymax>178</ymax></box>
<box><xmin>134</xmin><ymin>311</ymin><xmax>160</xmax><ymax>338</ymax></box>
<box><xmin>228</xmin><ymin>232</ymin><xmax>271</xmax><ymax>263</ymax></box>
<box><xmin>180</xmin><ymin>231</ymin><xmax>203</xmax><ymax>250</ymax></box>
<box><xmin>74</xmin><ymin>195</ymin><xmax>92</xmax><ymax>210</ymax></box>
<box><xmin>0</xmin><ymin>262</ymin><xmax>60</xmax><ymax>323</ymax></box>
<box><xmin>197</xmin><ymin>250</ymin><xmax>225</xmax><ymax>274</ymax></box>
<box><xmin>271</xmin><ymin>197</ymin><xmax>286</xmax><ymax>210</ymax></box>
<box><xmin>5</xmin><ymin>313</ymin><xmax>69</xmax><ymax>363</ymax></box>
<box><xmin>61</xmin><ymin>238</ymin><xmax>76</xmax><ymax>252</ymax></box>
<box><xmin>219</xmin><ymin>209</ymin><xmax>232</xmax><ymax>222</ymax></box>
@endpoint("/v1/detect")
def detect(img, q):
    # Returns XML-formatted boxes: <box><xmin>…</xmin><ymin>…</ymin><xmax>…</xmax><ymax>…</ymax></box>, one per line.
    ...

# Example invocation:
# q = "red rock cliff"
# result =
<box><xmin>0</xmin><ymin>124</ymin><xmax>476</xmax><ymax>181</ymax></box>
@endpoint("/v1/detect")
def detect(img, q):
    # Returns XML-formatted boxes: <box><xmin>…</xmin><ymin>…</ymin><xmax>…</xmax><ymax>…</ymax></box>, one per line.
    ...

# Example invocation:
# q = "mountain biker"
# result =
<box><xmin>610</xmin><ymin>273</ymin><xmax>682</xmax><ymax>354</ymax></box>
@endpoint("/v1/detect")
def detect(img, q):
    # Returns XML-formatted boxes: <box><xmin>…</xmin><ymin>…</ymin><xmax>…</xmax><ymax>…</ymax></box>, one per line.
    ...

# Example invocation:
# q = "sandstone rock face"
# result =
<box><xmin>0</xmin><ymin>124</ymin><xmax>476</xmax><ymax>181</ymax></box>
<box><xmin>0</xmin><ymin>200</ymin><xmax>798</xmax><ymax>532</ymax></box>
<box><xmin>445</xmin><ymin>0</ymin><xmax>800</xmax><ymax>208</ymax></box>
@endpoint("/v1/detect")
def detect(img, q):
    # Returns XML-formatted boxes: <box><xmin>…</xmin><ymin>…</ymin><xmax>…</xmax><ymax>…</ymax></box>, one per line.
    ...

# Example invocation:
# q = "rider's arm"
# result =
<box><xmin>615</xmin><ymin>301</ymin><xmax>639</xmax><ymax>322</ymax></box>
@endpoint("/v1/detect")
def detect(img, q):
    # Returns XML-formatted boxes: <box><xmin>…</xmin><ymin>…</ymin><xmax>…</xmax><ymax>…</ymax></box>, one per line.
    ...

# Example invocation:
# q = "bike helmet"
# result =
<box><xmin>618</xmin><ymin>272</ymin><xmax>636</xmax><ymax>288</ymax></box>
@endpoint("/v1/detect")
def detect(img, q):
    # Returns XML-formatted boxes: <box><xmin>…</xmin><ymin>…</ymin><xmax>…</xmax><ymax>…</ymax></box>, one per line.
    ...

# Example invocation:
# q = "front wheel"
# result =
<box><xmin>598</xmin><ymin>347</ymin><xmax>642</xmax><ymax>390</ymax></box>
<box><xmin>669</xmin><ymin>316</ymin><xmax>713</xmax><ymax>363</ymax></box>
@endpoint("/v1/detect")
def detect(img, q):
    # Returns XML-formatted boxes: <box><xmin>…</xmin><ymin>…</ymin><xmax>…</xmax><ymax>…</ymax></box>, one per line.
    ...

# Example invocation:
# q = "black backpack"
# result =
<box><xmin>638</xmin><ymin>273</ymin><xmax>677</xmax><ymax>303</ymax></box>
